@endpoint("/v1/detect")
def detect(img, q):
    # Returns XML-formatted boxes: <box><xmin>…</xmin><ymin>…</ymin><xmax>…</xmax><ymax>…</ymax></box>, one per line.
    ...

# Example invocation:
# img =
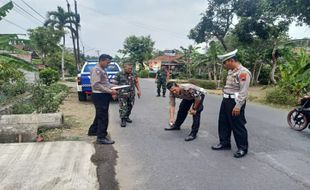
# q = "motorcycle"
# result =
<box><xmin>287</xmin><ymin>96</ymin><xmax>310</xmax><ymax>131</ymax></box>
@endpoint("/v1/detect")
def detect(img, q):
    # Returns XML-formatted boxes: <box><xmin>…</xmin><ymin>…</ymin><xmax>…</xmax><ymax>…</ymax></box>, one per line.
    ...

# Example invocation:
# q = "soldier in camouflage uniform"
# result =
<box><xmin>155</xmin><ymin>65</ymin><xmax>168</xmax><ymax>97</ymax></box>
<box><xmin>112</xmin><ymin>62</ymin><xmax>141</xmax><ymax>127</ymax></box>
<box><xmin>211</xmin><ymin>49</ymin><xmax>251</xmax><ymax>158</ymax></box>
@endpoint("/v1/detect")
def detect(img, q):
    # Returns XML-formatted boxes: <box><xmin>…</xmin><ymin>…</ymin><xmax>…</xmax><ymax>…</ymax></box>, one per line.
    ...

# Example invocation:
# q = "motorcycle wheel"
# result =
<box><xmin>287</xmin><ymin>109</ymin><xmax>308</xmax><ymax>131</ymax></box>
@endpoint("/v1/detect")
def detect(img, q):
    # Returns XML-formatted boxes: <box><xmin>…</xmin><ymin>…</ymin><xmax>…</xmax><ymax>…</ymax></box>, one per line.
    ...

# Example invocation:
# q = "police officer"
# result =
<box><xmin>165</xmin><ymin>82</ymin><xmax>206</xmax><ymax>141</ymax></box>
<box><xmin>87</xmin><ymin>54</ymin><xmax>118</xmax><ymax>144</ymax></box>
<box><xmin>211</xmin><ymin>49</ymin><xmax>251</xmax><ymax>158</ymax></box>
<box><xmin>155</xmin><ymin>65</ymin><xmax>168</xmax><ymax>97</ymax></box>
<box><xmin>112</xmin><ymin>62</ymin><xmax>141</xmax><ymax>127</ymax></box>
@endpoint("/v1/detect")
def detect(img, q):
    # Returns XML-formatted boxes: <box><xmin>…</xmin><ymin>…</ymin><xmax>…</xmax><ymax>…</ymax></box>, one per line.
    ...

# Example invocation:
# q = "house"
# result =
<box><xmin>148</xmin><ymin>50</ymin><xmax>183</xmax><ymax>72</ymax></box>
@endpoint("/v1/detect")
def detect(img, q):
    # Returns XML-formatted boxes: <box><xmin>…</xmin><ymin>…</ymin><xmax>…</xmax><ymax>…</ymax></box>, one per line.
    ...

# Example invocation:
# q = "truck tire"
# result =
<box><xmin>78</xmin><ymin>92</ymin><xmax>87</xmax><ymax>101</ymax></box>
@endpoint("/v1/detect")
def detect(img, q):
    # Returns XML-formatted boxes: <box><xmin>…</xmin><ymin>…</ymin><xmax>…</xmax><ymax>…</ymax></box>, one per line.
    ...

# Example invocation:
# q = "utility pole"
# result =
<box><xmin>66</xmin><ymin>0</ymin><xmax>78</xmax><ymax>73</ymax></box>
<box><xmin>74</xmin><ymin>0</ymin><xmax>81</xmax><ymax>70</ymax></box>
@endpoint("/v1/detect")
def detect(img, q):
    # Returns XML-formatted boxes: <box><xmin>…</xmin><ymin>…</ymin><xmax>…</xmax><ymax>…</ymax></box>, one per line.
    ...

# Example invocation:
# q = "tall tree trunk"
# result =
<box><xmin>74</xmin><ymin>0</ymin><xmax>81</xmax><ymax>70</ymax></box>
<box><xmin>251</xmin><ymin>62</ymin><xmax>257</xmax><ymax>86</ymax></box>
<box><xmin>66</xmin><ymin>0</ymin><xmax>78</xmax><ymax>74</ymax></box>
<box><xmin>61</xmin><ymin>35</ymin><xmax>65</xmax><ymax>80</ymax></box>
<box><xmin>208</xmin><ymin>68</ymin><xmax>212</xmax><ymax>80</ymax></box>
<box><xmin>255</xmin><ymin>62</ymin><xmax>263</xmax><ymax>84</ymax></box>
<box><xmin>213</xmin><ymin>62</ymin><xmax>217</xmax><ymax>82</ymax></box>
<box><xmin>270</xmin><ymin>44</ymin><xmax>277</xmax><ymax>84</ymax></box>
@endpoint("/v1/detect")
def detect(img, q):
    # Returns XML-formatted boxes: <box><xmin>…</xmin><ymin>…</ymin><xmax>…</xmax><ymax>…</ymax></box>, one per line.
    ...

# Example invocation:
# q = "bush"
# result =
<box><xmin>39</xmin><ymin>68</ymin><xmax>59</xmax><ymax>86</ymax></box>
<box><xmin>31</xmin><ymin>83</ymin><xmax>69</xmax><ymax>113</ymax></box>
<box><xmin>188</xmin><ymin>79</ymin><xmax>217</xmax><ymax>89</ymax></box>
<box><xmin>266</xmin><ymin>88</ymin><xmax>296</xmax><ymax>105</ymax></box>
<box><xmin>12</xmin><ymin>103</ymin><xmax>35</xmax><ymax>114</ymax></box>
<box><xmin>139</xmin><ymin>70</ymin><xmax>149</xmax><ymax>78</ymax></box>
<box><xmin>149</xmin><ymin>72</ymin><xmax>156</xmax><ymax>78</ymax></box>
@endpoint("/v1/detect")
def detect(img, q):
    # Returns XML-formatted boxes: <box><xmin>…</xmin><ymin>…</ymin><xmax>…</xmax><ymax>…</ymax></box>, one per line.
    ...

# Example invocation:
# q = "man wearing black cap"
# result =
<box><xmin>211</xmin><ymin>49</ymin><xmax>251</xmax><ymax>158</ymax></box>
<box><xmin>88</xmin><ymin>54</ymin><xmax>118</xmax><ymax>144</ymax></box>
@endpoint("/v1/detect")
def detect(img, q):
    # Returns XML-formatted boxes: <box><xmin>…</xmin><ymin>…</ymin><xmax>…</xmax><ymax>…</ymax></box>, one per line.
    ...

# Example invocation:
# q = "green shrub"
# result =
<box><xmin>31</xmin><ymin>83</ymin><xmax>69</xmax><ymax>113</ymax></box>
<box><xmin>266</xmin><ymin>88</ymin><xmax>296</xmax><ymax>105</ymax></box>
<box><xmin>139</xmin><ymin>70</ymin><xmax>149</xmax><ymax>78</ymax></box>
<box><xmin>188</xmin><ymin>79</ymin><xmax>217</xmax><ymax>89</ymax></box>
<box><xmin>39</xmin><ymin>68</ymin><xmax>59</xmax><ymax>86</ymax></box>
<box><xmin>149</xmin><ymin>72</ymin><xmax>156</xmax><ymax>78</ymax></box>
<box><xmin>12</xmin><ymin>103</ymin><xmax>35</xmax><ymax>114</ymax></box>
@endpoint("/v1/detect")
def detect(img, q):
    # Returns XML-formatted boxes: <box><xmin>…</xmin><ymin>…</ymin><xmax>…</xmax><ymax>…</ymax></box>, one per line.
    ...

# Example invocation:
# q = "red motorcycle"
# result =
<box><xmin>287</xmin><ymin>96</ymin><xmax>310</xmax><ymax>131</ymax></box>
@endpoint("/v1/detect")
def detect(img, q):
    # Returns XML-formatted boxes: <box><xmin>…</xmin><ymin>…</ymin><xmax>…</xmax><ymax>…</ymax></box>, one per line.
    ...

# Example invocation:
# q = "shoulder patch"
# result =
<box><xmin>239</xmin><ymin>73</ymin><xmax>247</xmax><ymax>81</ymax></box>
<box><xmin>96</xmin><ymin>69</ymin><xmax>101</xmax><ymax>74</ymax></box>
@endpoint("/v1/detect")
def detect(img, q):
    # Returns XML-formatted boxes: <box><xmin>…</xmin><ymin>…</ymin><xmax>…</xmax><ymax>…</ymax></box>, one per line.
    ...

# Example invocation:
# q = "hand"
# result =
<box><xmin>137</xmin><ymin>90</ymin><xmax>141</xmax><ymax>98</ymax></box>
<box><xmin>112</xmin><ymin>94</ymin><xmax>117</xmax><ymax>100</ymax></box>
<box><xmin>111</xmin><ymin>89</ymin><xmax>118</xmax><ymax>95</ymax></box>
<box><xmin>232</xmin><ymin>107</ymin><xmax>240</xmax><ymax>116</ymax></box>
<box><xmin>188</xmin><ymin>108</ymin><xmax>197</xmax><ymax>115</ymax></box>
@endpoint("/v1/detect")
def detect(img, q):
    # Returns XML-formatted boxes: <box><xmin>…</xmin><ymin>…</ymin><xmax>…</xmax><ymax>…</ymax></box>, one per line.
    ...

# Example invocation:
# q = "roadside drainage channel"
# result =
<box><xmin>0</xmin><ymin>113</ymin><xmax>63</xmax><ymax>143</ymax></box>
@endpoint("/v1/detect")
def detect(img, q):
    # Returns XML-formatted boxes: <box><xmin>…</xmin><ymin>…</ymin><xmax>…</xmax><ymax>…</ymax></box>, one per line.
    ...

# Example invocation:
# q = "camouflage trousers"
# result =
<box><xmin>119</xmin><ymin>95</ymin><xmax>135</xmax><ymax>119</ymax></box>
<box><xmin>157</xmin><ymin>79</ymin><xmax>167</xmax><ymax>95</ymax></box>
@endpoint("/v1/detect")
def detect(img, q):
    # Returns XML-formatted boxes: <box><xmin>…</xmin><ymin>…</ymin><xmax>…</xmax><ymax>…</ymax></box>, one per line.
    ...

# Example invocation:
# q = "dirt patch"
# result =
<box><xmin>56</xmin><ymin>83</ymin><xmax>119</xmax><ymax>189</ymax></box>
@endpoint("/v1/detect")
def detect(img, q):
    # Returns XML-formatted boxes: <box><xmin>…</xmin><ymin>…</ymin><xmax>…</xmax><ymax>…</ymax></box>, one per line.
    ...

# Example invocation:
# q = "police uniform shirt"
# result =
<box><xmin>169</xmin><ymin>84</ymin><xmax>205</xmax><ymax>107</ymax></box>
<box><xmin>223</xmin><ymin>65</ymin><xmax>251</xmax><ymax>108</ymax></box>
<box><xmin>90</xmin><ymin>64</ymin><xmax>114</xmax><ymax>93</ymax></box>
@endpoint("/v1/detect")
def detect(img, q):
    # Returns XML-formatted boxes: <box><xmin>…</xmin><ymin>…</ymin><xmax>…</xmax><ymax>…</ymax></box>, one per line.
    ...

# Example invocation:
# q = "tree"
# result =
<box><xmin>118</xmin><ymin>35</ymin><xmax>155</xmax><ymax>70</ymax></box>
<box><xmin>233</xmin><ymin>0</ymin><xmax>290</xmax><ymax>84</ymax></box>
<box><xmin>28</xmin><ymin>27</ymin><xmax>62</xmax><ymax>65</ymax></box>
<box><xmin>45</xmin><ymin>6</ymin><xmax>77</xmax><ymax>80</ymax></box>
<box><xmin>269</xmin><ymin>0</ymin><xmax>310</xmax><ymax>25</ymax></box>
<box><xmin>0</xmin><ymin>1</ymin><xmax>13</xmax><ymax>21</ymax></box>
<box><xmin>188</xmin><ymin>0</ymin><xmax>236</xmax><ymax>50</ymax></box>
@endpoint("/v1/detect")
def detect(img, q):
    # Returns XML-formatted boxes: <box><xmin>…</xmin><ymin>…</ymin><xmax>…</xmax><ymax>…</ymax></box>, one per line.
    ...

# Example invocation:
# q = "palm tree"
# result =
<box><xmin>44</xmin><ymin>6</ymin><xmax>76</xmax><ymax>80</ymax></box>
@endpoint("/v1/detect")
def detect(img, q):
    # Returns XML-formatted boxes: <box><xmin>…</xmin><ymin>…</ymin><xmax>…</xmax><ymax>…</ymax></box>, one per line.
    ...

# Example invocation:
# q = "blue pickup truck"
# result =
<box><xmin>76</xmin><ymin>60</ymin><xmax>121</xmax><ymax>101</ymax></box>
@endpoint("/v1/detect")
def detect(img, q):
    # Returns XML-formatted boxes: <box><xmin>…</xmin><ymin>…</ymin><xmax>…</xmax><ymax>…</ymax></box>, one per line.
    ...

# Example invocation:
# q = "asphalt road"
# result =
<box><xmin>109</xmin><ymin>78</ymin><xmax>310</xmax><ymax>190</ymax></box>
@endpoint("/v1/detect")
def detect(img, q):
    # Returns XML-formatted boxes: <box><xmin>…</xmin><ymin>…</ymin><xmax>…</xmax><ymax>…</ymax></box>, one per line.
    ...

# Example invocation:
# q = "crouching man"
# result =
<box><xmin>165</xmin><ymin>81</ymin><xmax>206</xmax><ymax>141</ymax></box>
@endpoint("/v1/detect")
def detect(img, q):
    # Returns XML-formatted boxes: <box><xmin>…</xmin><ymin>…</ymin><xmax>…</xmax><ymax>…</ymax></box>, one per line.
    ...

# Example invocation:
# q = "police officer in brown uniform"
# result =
<box><xmin>211</xmin><ymin>49</ymin><xmax>251</xmax><ymax>158</ymax></box>
<box><xmin>165</xmin><ymin>82</ymin><xmax>205</xmax><ymax>141</ymax></box>
<box><xmin>88</xmin><ymin>54</ymin><xmax>118</xmax><ymax>144</ymax></box>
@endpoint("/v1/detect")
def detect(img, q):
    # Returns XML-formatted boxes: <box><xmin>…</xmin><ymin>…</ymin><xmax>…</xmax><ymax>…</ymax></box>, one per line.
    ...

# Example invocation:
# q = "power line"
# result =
<box><xmin>12</xmin><ymin>1</ymin><xmax>44</xmax><ymax>24</ymax></box>
<box><xmin>19</xmin><ymin>0</ymin><xmax>46</xmax><ymax>20</ymax></box>
<box><xmin>3</xmin><ymin>18</ymin><xmax>27</xmax><ymax>31</ymax></box>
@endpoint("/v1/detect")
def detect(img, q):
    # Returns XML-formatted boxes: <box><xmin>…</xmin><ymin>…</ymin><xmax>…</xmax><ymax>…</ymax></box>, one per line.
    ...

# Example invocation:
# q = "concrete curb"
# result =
<box><xmin>0</xmin><ymin>113</ymin><xmax>64</xmax><ymax>143</ymax></box>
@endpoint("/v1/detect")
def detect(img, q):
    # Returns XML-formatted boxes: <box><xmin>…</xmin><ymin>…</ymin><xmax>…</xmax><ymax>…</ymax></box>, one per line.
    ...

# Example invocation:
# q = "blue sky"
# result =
<box><xmin>0</xmin><ymin>0</ymin><xmax>309</xmax><ymax>56</ymax></box>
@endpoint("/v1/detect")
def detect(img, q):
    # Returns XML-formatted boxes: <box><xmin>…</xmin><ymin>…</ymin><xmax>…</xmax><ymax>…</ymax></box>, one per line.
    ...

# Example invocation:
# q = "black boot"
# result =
<box><xmin>156</xmin><ymin>94</ymin><xmax>160</xmax><ymax>97</ymax></box>
<box><xmin>184</xmin><ymin>132</ymin><xmax>197</xmax><ymax>141</ymax></box>
<box><xmin>125</xmin><ymin>118</ymin><xmax>133</xmax><ymax>123</ymax></box>
<box><xmin>162</xmin><ymin>93</ymin><xmax>166</xmax><ymax>97</ymax></box>
<box><xmin>121</xmin><ymin>118</ymin><xmax>126</xmax><ymax>127</ymax></box>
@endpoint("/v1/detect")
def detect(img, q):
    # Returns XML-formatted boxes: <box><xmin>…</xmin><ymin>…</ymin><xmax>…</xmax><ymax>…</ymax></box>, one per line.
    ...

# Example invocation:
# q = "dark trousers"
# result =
<box><xmin>88</xmin><ymin>93</ymin><xmax>111</xmax><ymax>139</ymax></box>
<box><xmin>218</xmin><ymin>98</ymin><xmax>248</xmax><ymax>150</ymax></box>
<box><xmin>174</xmin><ymin>95</ymin><xmax>204</xmax><ymax>135</ymax></box>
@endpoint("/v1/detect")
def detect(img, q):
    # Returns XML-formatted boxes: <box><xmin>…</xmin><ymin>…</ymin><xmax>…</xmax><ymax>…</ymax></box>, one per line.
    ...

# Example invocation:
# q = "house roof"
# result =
<box><xmin>149</xmin><ymin>54</ymin><xmax>183</xmax><ymax>63</ymax></box>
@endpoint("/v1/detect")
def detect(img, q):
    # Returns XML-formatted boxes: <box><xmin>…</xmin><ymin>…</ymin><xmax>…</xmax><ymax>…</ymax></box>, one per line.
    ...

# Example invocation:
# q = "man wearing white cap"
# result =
<box><xmin>211</xmin><ymin>49</ymin><xmax>251</xmax><ymax>158</ymax></box>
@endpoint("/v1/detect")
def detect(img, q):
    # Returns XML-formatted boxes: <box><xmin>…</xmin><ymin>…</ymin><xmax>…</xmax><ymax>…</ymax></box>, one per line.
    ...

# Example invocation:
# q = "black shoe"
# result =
<box><xmin>156</xmin><ymin>94</ymin><xmax>160</xmax><ymax>97</ymax></box>
<box><xmin>162</xmin><ymin>94</ymin><xmax>166</xmax><ymax>97</ymax></box>
<box><xmin>97</xmin><ymin>138</ymin><xmax>115</xmax><ymax>144</ymax></box>
<box><xmin>184</xmin><ymin>134</ymin><xmax>196</xmax><ymax>141</ymax></box>
<box><xmin>88</xmin><ymin>132</ymin><xmax>96</xmax><ymax>136</ymax></box>
<box><xmin>211</xmin><ymin>143</ymin><xmax>231</xmax><ymax>150</ymax></box>
<box><xmin>125</xmin><ymin>118</ymin><xmax>133</xmax><ymax>123</ymax></box>
<box><xmin>164</xmin><ymin>125</ymin><xmax>180</xmax><ymax>130</ymax></box>
<box><xmin>234</xmin><ymin>149</ymin><xmax>247</xmax><ymax>158</ymax></box>
<box><xmin>121</xmin><ymin>119</ymin><xmax>126</xmax><ymax>127</ymax></box>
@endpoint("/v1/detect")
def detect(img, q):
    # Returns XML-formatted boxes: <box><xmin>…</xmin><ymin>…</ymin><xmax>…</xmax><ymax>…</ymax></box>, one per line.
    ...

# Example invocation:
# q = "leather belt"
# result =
<box><xmin>223</xmin><ymin>94</ymin><xmax>235</xmax><ymax>99</ymax></box>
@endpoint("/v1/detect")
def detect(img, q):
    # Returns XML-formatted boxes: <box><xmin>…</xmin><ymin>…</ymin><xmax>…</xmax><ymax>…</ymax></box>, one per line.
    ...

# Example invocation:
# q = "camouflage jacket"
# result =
<box><xmin>156</xmin><ymin>69</ymin><xmax>167</xmax><ymax>81</ymax></box>
<box><xmin>113</xmin><ymin>71</ymin><xmax>137</xmax><ymax>96</ymax></box>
